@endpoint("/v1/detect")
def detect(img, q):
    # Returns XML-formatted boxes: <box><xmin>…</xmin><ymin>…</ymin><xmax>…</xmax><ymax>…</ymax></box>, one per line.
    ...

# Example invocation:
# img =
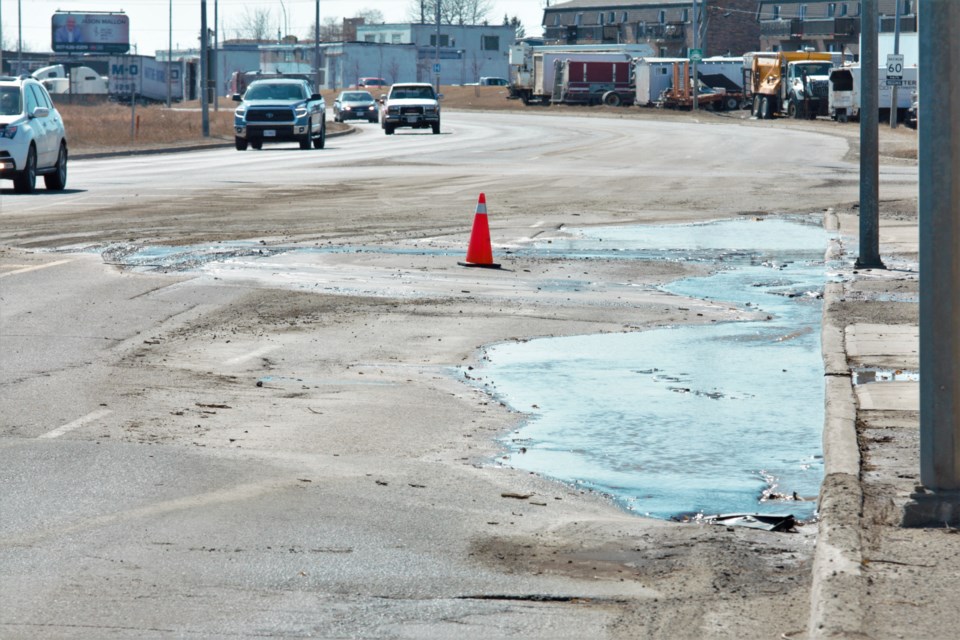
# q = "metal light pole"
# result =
<box><xmin>17</xmin><ymin>0</ymin><xmax>23</xmax><ymax>74</ymax></box>
<box><xmin>691</xmin><ymin>0</ymin><xmax>699</xmax><ymax>112</ymax></box>
<box><xmin>856</xmin><ymin>0</ymin><xmax>883</xmax><ymax>269</ymax></box>
<box><xmin>313</xmin><ymin>0</ymin><xmax>321</xmax><ymax>92</ymax></box>
<box><xmin>278</xmin><ymin>0</ymin><xmax>288</xmax><ymax>40</ymax></box>
<box><xmin>903</xmin><ymin>0</ymin><xmax>960</xmax><ymax>527</ymax></box>
<box><xmin>434</xmin><ymin>0</ymin><xmax>441</xmax><ymax>92</ymax></box>
<box><xmin>166</xmin><ymin>0</ymin><xmax>172</xmax><ymax>107</ymax></box>
<box><xmin>213</xmin><ymin>0</ymin><xmax>219</xmax><ymax>110</ymax></box>
<box><xmin>200</xmin><ymin>0</ymin><xmax>209</xmax><ymax>137</ymax></box>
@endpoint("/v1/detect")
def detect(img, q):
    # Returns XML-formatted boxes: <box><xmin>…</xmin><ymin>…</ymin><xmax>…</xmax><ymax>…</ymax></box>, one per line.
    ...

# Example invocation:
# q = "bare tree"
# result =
<box><xmin>321</xmin><ymin>16</ymin><xmax>343</xmax><ymax>42</ymax></box>
<box><xmin>355</xmin><ymin>9</ymin><xmax>385</xmax><ymax>24</ymax></box>
<box><xmin>407</xmin><ymin>0</ymin><xmax>493</xmax><ymax>25</ymax></box>
<box><xmin>504</xmin><ymin>14</ymin><xmax>525</xmax><ymax>39</ymax></box>
<box><xmin>234</xmin><ymin>7</ymin><xmax>272</xmax><ymax>41</ymax></box>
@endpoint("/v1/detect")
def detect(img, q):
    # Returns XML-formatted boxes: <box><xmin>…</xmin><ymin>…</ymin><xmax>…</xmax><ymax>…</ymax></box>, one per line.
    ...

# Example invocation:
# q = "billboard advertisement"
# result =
<box><xmin>51</xmin><ymin>13</ymin><xmax>130</xmax><ymax>54</ymax></box>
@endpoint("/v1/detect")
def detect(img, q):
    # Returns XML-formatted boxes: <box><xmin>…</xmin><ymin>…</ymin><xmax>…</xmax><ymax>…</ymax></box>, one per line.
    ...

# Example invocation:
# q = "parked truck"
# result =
<box><xmin>828</xmin><ymin>65</ymin><xmax>918</xmax><ymax>122</ymax></box>
<box><xmin>508</xmin><ymin>43</ymin><xmax>653</xmax><ymax>105</ymax></box>
<box><xmin>32</xmin><ymin>64</ymin><xmax>108</xmax><ymax>95</ymax></box>
<box><xmin>108</xmin><ymin>55</ymin><xmax>182</xmax><ymax>103</ymax></box>
<box><xmin>551</xmin><ymin>59</ymin><xmax>633</xmax><ymax>106</ymax></box>
<box><xmin>744</xmin><ymin>51</ymin><xmax>837</xmax><ymax>119</ymax></box>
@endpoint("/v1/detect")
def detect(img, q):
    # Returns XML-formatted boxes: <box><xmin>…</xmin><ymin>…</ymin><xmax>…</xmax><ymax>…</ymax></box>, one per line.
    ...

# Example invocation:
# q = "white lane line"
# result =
<box><xmin>38</xmin><ymin>409</ymin><xmax>113</xmax><ymax>439</ymax></box>
<box><xmin>0</xmin><ymin>259</ymin><xmax>74</xmax><ymax>279</ymax></box>
<box><xmin>224</xmin><ymin>345</ymin><xmax>278</xmax><ymax>366</ymax></box>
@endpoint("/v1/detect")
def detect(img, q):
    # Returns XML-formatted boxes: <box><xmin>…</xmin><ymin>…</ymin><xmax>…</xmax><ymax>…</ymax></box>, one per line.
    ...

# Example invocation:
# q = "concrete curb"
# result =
<box><xmin>72</xmin><ymin>127</ymin><xmax>355</xmax><ymax>161</ymax></box>
<box><xmin>808</xmin><ymin>275</ymin><xmax>866</xmax><ymax>638</ymax></box>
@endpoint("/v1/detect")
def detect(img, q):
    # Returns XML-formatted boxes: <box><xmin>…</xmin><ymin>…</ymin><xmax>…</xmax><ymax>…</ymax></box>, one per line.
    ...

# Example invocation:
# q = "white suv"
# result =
<box><xmin>0</xmin><ymin>75</ymin><xmax>68</xmax><ymax>193</ymax></box>
<box><xmin>381</xmin><ymin>83</ymin><xmax>441</xmax><ymax>135</ymax></box>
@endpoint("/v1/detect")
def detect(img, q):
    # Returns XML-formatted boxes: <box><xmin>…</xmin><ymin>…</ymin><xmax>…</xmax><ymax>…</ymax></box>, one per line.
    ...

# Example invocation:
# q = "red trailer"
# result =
<box><xmin>551</xmin><ymin>59</ymin><xmax>633</xmax><ymax>106</ymax></box>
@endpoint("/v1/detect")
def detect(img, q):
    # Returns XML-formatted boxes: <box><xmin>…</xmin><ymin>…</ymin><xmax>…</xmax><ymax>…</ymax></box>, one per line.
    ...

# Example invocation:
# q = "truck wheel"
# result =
<box><xmin>724</xmin><ymin>96</ymin><xmax>739</xmax><ymax>111</ymax></box>
<box><xmin>235</xmin><ymin>137</ymin><xmax>248</xmax><ymax>151</ymax></box>
<box><xmin>760</xmin><ymin>96</ymin><xmax>772</xmax><ymax>120</ymax></box>
<box><xmin>313</xmin><ymin>122</ymin><xmax>326</xmax><ymax>149</ymax></box>
<box><xmin>251</xmin><ymin>140</ymin><xmax>262</xmax><ymax>150</ymax></box>
<box><xmin>787</xmin><ymin>99</ymin><xmax>801</xmax><ymax>119</ymax></box>
<box><xmin>384</xmin><ymin>124</ymin><xmax>395</xmax><ymax>135</ymax></box>
<box><xmin>431</xmin><ymin>121</ymin><xmax>440</xmax><ymax>134</ymax></box>
<box><xmin>601</xmin><ymin>91</ymin><xmax>621</xmax><ymax>107</ymax></box>
<box><xmin>751</xmin><ymin>95</ymin><xmax>761</xmax><ymax>118</ymax></box>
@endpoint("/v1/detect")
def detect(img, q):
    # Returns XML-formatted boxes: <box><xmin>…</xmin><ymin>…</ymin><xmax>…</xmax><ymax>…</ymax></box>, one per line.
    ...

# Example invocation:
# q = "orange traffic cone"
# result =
<box><xmin>458</xmin><ymin>193</ymin><xmax>501</xmax><ymax>269</ymax></box>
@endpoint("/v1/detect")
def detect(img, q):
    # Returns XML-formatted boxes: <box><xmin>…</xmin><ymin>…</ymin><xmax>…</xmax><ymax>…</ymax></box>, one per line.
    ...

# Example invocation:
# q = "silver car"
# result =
<box><xmin>333</xmin><ymin>90</ymin><xmax>379</xmax><ymax>123</ymax></box>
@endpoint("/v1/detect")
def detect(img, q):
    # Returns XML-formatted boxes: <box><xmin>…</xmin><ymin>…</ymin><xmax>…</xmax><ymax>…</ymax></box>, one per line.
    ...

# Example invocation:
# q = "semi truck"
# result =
<box><xmin>108</xmin><ymin>55</ymin><xmax>183</xmax><ymax>103</ymax></box>
<box><xmin>32</xmin><ymin>64</ymin><xmax>108</xmax><ymax>95</ymax></box>
<box><xmin>744</xmin><ymin>51</ymin><xmax>838</xmax><ymax>119</ymax></box>
<box><xmin>551</xmin><ymin>59</ymin><xmax>633</xmax><ymax>106</ymax></box>
<box><xmin>508</xmin><ymin>43</ymin><xmax>653</xmax><ymax>105</ymax></box>
<box><xmin>828</xmin><ymin>65</ymin><xmax>918</xmax><ymax>122</ymax></box>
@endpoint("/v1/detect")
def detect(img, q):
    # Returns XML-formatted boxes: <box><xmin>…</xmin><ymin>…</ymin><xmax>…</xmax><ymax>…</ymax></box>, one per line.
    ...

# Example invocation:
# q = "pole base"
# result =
<box><xmin>902</xmin><ymin>487</ymin><xmax>960</xmax><ymax>528</ymax></box>
<box><xmin>458</xmin><ymin>261</ymin><xmax>501</xmax><ymax>269</ymax></box>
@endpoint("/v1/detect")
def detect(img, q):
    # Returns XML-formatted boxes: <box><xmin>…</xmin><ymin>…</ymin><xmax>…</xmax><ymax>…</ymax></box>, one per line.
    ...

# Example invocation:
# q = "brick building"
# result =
<box><xmin>541</xmin><ymin>0</ymin><xmax>762</xmax><ymax>57</ymax></box>
<box><xmin>757</xmin><ymin>0</ymin><xmax>918</xmax><ymax>56</ymax></box>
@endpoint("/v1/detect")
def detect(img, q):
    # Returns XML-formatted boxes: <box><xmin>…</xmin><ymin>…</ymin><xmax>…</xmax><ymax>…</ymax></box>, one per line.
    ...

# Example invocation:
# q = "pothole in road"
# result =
<box><xmin>465</xmin><ymin>215</ymin><xmax>834</xmax><ymax>522</ymax></box>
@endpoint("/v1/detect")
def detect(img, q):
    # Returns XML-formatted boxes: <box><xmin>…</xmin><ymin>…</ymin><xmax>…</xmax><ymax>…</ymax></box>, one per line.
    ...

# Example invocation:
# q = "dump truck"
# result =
<box><xmin>508</xmin><ymin>43</ymin><xmax>653</xmax><ymax>105</ymax></box>
<box><xmin>828</xmin><ymin>65</ymin><xmax>918</xmax><ymax>123</ymax></box>
<box><xmin>551</xmin><ymin>59</ymin><xmax>633</xmax><ymax>106</ymax></box>
<box><xmin>745</xmin><ymin>51</ymin><xmax>836</xmax><ymax>119</ymax></box>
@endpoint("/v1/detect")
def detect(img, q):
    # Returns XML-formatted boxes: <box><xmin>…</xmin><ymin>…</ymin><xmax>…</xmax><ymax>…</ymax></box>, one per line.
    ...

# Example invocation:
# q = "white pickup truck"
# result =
<box><xmin>381</xmin><ymin>83</ymin><xmax>441</xmax><ymax>135</ymax></box>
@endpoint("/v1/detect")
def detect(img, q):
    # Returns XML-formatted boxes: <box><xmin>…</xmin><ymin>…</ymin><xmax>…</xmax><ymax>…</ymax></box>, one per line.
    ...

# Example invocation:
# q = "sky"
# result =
<box><xmin>2</xmin><ymin>0</ymin><xmax>548</xmax><ymax>56</ymax></box>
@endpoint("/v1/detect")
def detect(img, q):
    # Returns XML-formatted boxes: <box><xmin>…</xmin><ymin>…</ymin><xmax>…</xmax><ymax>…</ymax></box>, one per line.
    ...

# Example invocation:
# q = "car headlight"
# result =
<box><xmin>295</xmin><ymin>104</ymin><xmax>308</xmax><ymax>118</ymax></box>
<box><xmin>424</xmin><ymin>106</ymin><xmax>437</xmax><ymax>114</ymax></box>
<box><xmin>0</xmin><ymin>124</ymin><xmax>18</xmax><ymax>139</ymax></box>
<box><xmin>368</xmin><ymin>105</ymin><xmax>376</xmax><ymax>111</ymax></box>
<box><xmin>234</xmin><ymin>105</ymin><xmax>246</xmax><ymax>118</ymax></box>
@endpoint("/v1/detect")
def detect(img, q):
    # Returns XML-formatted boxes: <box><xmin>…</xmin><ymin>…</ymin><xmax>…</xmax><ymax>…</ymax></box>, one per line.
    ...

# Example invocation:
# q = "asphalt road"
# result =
<box><xmin>0</xmin><ymin>110</ymin><xmax>919</xmax><ymax>639</ymax></box>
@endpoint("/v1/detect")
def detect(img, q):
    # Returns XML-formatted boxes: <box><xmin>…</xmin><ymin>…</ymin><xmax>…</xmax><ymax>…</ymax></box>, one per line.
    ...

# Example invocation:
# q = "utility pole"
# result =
<box><xmin>691</xmin><ymin>0</ymin><xmax>699</xmax><ymax>112</ymax></box>
<box><xmin>213</xmin><ymin>0</ymin><xmax>219</xmax><ymax>111</ymax></box>
<box><xmin>434</xmin><ymin>0</ymin><xmax>441</xmax><ymax>93</ymax></box>
<box><xmin>855</xmin><ymin>0</ymin><xmax>883</xmax><ymax>269</ymax></box>
<box><xmin>167</xmin><ymin>0</ymin><xmax>172</xmax><ymax>107</ymax></box>
<box><xmin>903</xmin><ymin>0</ymin><xmax>960</xmax><ymax>527</ymax></box>
<box><xmin>200</xmin><ymin>0</ymin><xmax>209</xmax><ymax>137</ymax></box>
<box><xmin>313</xmin><ymin>0</ymin><xmax>321</xmax><ymax>93</ymax></box>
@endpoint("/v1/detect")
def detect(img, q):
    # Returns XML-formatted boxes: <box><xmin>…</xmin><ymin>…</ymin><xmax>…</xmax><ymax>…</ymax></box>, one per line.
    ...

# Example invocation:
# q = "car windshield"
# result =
<box><xmin>245</xmin><ymin>83</ymin><xmax>305</xmax><ymax>101</ymax></box>
<box><xmin>342</xmin><ymin>92</ymin><xmax>373</xmax><ymax>102</ymax></box>
<box><xmin>391</xmin><ymin>87</ymin><xmax>435</xmax><ymax>100</ymax></box>
<box><xmin>0</xmin><ymin>87</ymin><xmax>21</xmax><ymax>115</ymax></box>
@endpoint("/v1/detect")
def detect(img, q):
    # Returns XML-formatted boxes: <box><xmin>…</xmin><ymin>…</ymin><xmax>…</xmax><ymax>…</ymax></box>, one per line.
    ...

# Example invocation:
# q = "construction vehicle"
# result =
<box><xmin>744</xmin><ymin>51</ymin><xmax>836</xmax><ymax>119</ymax></box>
<box><xmin>551</xmin><ymin>59</ymin><xmax>633</xmax><ymax>106</ymax></box>
<box><xmin>655</xmin><ymin>60</ymin><xmax>730</xmax><ymax>110</ymax></box>
<box><xmin>508</xmin><ymin>42</ymin><xmax>652</xmax><ymax>105</ymax></box>
<box><xmin>828</xmin><ymin>65</ymin><xmax>918</xmax><ymax>123</ymax></box>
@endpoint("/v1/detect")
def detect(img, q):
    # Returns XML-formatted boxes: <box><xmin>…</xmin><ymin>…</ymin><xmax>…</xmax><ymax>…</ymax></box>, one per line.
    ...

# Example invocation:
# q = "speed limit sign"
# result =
<box><xmin>886</xmin><ymin>53</ymin><xmax>904</xmax><ymax>86</ymax></box>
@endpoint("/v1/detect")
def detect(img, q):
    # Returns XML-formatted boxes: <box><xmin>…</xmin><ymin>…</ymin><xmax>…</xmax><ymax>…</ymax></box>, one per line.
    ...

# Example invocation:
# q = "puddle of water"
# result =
<box><xmin>470</xmin><ymin>217</ymin><xmax>828</xmax><ymax>521</ymax></box>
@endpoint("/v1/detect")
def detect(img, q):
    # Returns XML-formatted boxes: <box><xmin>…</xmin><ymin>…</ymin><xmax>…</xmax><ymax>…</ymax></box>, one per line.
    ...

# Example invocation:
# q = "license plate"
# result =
<box><xmin>263</xmin><ymin>130</ymin><xmax>276</xmax><ymax>137</ymax></box>
<box><xmin>406</xmin><ymin>116</ymin><xmax>418</xmax><ymax>123</ymax></box>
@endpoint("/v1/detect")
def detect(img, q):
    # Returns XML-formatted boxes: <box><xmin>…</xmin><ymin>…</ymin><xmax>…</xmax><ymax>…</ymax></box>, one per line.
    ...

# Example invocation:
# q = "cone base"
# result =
<box><xmin>457</xmin><ymin>261</ymin><xmax>501</xmax><ymax>269</ymax></box>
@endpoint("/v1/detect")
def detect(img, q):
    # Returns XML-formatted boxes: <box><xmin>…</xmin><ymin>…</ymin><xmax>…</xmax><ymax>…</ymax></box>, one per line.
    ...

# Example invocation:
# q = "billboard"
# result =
<box><xmin>51</xmin><ymin>13</ymin><xmax>130</xmax><ymax>54</ymax></box>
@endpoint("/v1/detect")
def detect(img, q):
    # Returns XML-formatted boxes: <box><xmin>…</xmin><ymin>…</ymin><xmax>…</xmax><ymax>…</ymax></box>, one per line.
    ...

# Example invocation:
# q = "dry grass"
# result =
<box><xmin>58</xmin><ymin>102</ymin><xmax>236</xmax><ymax>150</ymax></box>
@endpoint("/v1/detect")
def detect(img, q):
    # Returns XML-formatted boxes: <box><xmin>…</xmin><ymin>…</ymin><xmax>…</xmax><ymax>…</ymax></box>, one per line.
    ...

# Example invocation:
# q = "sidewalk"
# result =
<box><xmin>810</xmin><ymin>208</ymin><xmax>960</xmax><ymax>639</ymax></box>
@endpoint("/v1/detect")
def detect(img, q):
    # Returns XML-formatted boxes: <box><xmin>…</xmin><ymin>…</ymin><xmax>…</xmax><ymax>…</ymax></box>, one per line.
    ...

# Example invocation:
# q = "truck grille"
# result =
<box><xmin>246</xmin><ymin>107</ymin><xmax>295</xmax><ymax>123</ymax></box>
<box><xmin>810</xmin><ymin>80</ymin><xmax>829</xmax><ymax>100</ymax></box>
<box><xmin>400</xmin><ymin>106</ymin><xmax>424</xmax><ymax>115</ymax></box>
